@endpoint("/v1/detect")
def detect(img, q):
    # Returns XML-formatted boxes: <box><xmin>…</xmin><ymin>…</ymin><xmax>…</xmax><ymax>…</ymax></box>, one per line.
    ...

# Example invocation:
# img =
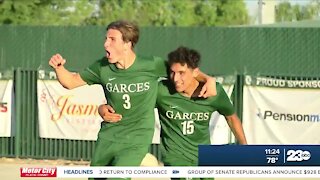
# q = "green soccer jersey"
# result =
<box><xmin>80</xmin><ymin>55</ymin><xmax>167</xmax><ymax>145</ymax></box>
<box><xmin>157</xmin><ymin>80</ymin><xmax>235</xmax><ymax>165</ymax></box>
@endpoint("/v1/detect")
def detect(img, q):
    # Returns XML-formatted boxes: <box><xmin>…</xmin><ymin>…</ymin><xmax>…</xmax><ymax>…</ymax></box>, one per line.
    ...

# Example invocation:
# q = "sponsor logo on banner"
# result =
<box><xmin>49</xmin><ymin>95</ymin><xmax>100</xmax><ymax>122</ymax></box>
<box><xmin>256</xmin><ymin>109</ymin><xmax>320</xmax><ymax>123</ymax></box>
<box><xmin>245</xmin><ymin>75</ymin><xmax>320</xmax><ymax>88</ymax></box>
<box><xmin>243</xmin><ymin>75</ymin><xmax>320</xmax><ymax>144</ymax></box>
<box><xmin>37</xmin><ymin>80</ymin><xmax>106</xmax><ymax>140</ymax></box>
<box><xmin>20</xmin><ymin>167</ymin><xmax>57</xmax><ymax>177</ymax></box>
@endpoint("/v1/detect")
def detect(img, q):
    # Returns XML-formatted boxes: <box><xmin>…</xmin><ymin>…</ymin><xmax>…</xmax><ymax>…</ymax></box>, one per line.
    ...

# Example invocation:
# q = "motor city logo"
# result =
<box><xmin>256</xmin><ymin>109</ymin><xmax>320</xmax><ymax>123</ymax></box>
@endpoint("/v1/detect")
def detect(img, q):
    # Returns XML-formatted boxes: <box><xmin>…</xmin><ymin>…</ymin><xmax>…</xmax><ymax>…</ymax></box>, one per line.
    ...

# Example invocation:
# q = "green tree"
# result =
<box><xmin>0</xmin><ymin>0</ymin><xmax>40</xmax><ymax>24</ymax></box>
<box><xmin>89</xmin><ymin>0</ymin><xmax>248</xmax><ymax>26</ymax></box>
<box><xmin>305</xmin><ymin>0</ymin><xmax>320</xmax><ymax>19</ymax></box>
<box><xmin>88</xmin><ymin>0</ymin><xmax>141</xmax><ymax>26</ymax></box>
<box><xmin>276</xmin><ymin>0</ymin><xmax>320</xmax><ymax>22</ymax></box>
<box><xmin>194</xmin><ymin>0</ymin><xmax>219</xmax><ymax>26</ymax></box>
<box><xmin>0</xmin><ymin>0</ymin><xmax>249</xmax><ymax>26</ymax></box>
<box><xmin>0</xmin><ymin>0</ymin><xmax>95</xmax><ymax>25</ymax></box>
<box><xmin>138</xmin><ymin>1</ymin><xmax>173</xmax><ymax>26</ymax></box>
<box><xmin>275</xmin><ymin>1</ymin><xmax>294</xmax><ymax>22</ymax></box>
<box><xmin>169</xmin><ymin>0</ymin><xmax>197</xmax><ymax>26</ymax></box>
<box><xmin>215</xmin><ymin>0</ymin><xmax>249</xmax><ymax>26</ymax></box>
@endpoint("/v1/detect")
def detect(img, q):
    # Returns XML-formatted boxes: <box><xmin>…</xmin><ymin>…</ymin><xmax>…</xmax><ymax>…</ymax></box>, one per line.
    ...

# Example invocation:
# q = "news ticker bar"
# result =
<box><xmin>21</xmin><ymin>166</ymin><xmax>320</xmax><ymax>178</ymax></box>
<box><xmin>199</xmin><ymin>145</ymin><xmax>320</xmax><ymax>166</ymax></box>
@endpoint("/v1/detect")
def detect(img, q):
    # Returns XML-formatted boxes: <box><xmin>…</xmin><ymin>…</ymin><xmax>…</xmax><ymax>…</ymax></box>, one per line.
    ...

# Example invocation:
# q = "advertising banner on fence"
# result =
<box><xmin>37</xmin><ymin>75</ymin><xmax>236</xmax><ymax>143</ymax></box>
<box><xmin>243</xmin><ymin>76</ymin><xmax>320</xmax><ymax>144</ymax></box>
<box><xmin>0</xmin><ymin>80</ymin><xmax>13</xmax><ymax>137</ymax></box>
<box><xmin>37</xmin><ymin>80</ymin><xmax>106</xmax><ymax>140</ymax></box>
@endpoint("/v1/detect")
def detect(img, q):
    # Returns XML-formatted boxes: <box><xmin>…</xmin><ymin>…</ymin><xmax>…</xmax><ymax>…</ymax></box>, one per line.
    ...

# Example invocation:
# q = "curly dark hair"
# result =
<box><xmin>167</xmin><ymin>46</ymin><xmax>200</xmax><ymax>69</ymax></box>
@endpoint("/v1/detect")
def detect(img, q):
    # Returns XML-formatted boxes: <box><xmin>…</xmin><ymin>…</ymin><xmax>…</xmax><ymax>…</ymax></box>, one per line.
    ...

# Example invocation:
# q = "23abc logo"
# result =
<box><xmin>286</xmin><ymin>149</ymin><xmax>311</xmax><ymax>162</ymax></box>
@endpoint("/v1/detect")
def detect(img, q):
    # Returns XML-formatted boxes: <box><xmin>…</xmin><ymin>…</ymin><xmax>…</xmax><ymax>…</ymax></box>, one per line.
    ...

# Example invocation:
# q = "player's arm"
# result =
<box><xmin>49</xmin><ymin>54</ymin><xmax>87</xmax><ymax>89</ymax></box>
<box><xmin>195</xmin><ymin>71</ymin><xmax>217</xmax><ymax>98</ymax></box>
<box><xmin>154</xmin><ymin>57</ymin><xmax>216</xmax><ymax>98</ymax></box>
<box><xmin>225</xmin><ymin>114</ymin><xmax>247</xmax><ymax>145</ymax></box>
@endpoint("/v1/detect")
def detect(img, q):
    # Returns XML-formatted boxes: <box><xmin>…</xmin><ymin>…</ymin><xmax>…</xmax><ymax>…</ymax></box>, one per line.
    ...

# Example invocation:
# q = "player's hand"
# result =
<box><xmin>199</xmin><ymin>77</ymin><xmax>217</xmax><ymax>98</ymax></box>
<box><xmin>49</xmin><ymin>54</ymin><xmax>66</xmax><ymax>69</ymax></box>
<box><xmin>98</xmin><ymin>104</ymin><xmax>122</xmax><ymax>123</ymax></box>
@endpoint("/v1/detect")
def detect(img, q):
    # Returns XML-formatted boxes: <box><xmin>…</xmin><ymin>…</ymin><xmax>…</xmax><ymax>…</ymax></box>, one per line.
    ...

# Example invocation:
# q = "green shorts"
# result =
<box><xmin>89</xmin><ymin>139</ymin><xmax>150</xmax><ymax>180</ymax></box>
<box><xmin>163</xmin><ymin>154</ymin><xmax>196</xmax><ymax>166</ymax></box>
<box><xmin>91</xmin><ymin>138</ymin><xmax>149</xmax><ymax>166</ymax></box>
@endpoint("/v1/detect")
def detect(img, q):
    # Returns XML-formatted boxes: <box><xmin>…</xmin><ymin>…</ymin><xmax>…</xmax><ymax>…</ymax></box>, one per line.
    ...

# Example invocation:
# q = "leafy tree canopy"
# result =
<box><xmin>0</xmin><ymin>0</ymin><xmax>249</xmax><ymax>26</ymax></box>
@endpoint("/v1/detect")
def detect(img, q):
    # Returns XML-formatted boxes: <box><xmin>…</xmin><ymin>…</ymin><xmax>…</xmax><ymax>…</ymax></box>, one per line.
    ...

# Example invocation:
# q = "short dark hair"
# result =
<box><xmin>167</xmin><ymin>46</ymin><xmax>200</xmax><ymax>69</ymax></box>
<box><xmin>107</xmin><ymin>20</ymin><xmax>139</xmax><ymax>48</ymax></box>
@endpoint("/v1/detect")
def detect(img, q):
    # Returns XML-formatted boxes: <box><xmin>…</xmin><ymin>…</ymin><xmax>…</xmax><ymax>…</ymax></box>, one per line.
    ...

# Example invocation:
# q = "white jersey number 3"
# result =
<box><xmin>181</xmin><ymin>121</ymin><xmax>194</xmax><ymax>135</ymax></box>
<box><xmin>122</xmin><ymin>94</ymin><xmax>131</xmax><ymax>109</ymax></box>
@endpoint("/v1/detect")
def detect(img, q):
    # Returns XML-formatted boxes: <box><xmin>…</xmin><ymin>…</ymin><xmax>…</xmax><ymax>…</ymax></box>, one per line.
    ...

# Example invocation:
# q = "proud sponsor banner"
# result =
<box><xmin>244</xmin><ymin>75</ymin><xmax>320</xmax><ymax>89</ymax></box>
<box><xmin>0</xmin><ymin>80</ymin><xmax>13</xmax><ymax>137</ymax></box>
<box><xmin>37</xmin><ymin>80</ymin><xmax>106</xmax><ymax>140</ymax></box>
<box><xmin>243</xmin><ymin>76</ymin><xmax>320</xmax><ymax>144</ymax></box>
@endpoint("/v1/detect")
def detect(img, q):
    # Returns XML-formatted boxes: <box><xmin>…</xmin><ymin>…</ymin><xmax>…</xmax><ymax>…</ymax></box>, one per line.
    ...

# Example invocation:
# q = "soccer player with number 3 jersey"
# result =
<box><xmin>49</xmin><ymin>20</ymin><xmax>216</xmax><ymax>180</ymax></box>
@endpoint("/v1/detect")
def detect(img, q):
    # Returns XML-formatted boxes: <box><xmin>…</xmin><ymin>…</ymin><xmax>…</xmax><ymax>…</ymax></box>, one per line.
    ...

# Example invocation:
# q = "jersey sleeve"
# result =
<box><xmin>154</xmin><ymin>56</ymin><xmax>168</xmax><ymax>78</ymax></box>
<box><xmin>156</xmin><ymin>80</ymin><xmax>171</xmax><ymax>107</ymax></box>
<box><xmin>156</xmin><ymin>80</ymin><xmax>166</xmax><ymax>107</ymax></box>
<box><xmin>79</xmin><ymin>58</ymin><xmax>104</xmax><ymax>85</ymax></box>
<box><xmin>215</xmin><ymin>83</ymin><xmax>235</xmax><ymax>116</ymax></box>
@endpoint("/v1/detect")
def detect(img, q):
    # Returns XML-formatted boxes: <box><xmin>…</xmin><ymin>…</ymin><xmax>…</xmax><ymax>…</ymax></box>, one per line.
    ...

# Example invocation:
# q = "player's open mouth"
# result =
<box><xmin>106</xmin><ymin>51</ymin><xmax>110</xmax><ymax>58</ymax></box>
